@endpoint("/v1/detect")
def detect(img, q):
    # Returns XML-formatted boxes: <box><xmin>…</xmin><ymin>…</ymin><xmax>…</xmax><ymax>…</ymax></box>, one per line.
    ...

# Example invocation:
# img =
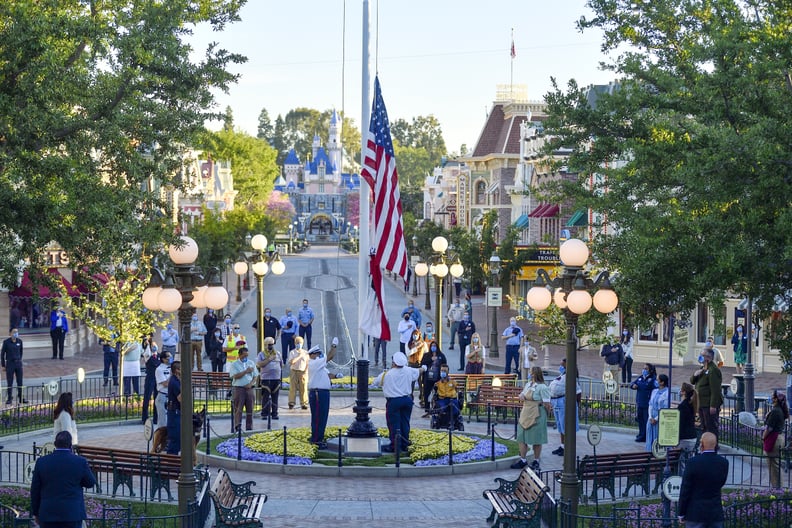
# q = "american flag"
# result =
<box><xmin>361</xmin><ymin>77</ymin><xmax>408</xmax><ymax>279</ymax></box>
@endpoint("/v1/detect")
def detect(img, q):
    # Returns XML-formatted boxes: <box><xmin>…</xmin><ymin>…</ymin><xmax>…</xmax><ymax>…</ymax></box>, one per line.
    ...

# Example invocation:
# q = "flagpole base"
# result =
<box><xmin>348</xmin><ymin>358</ymin><xmax>378</xmax><ymax>437</ymax></box>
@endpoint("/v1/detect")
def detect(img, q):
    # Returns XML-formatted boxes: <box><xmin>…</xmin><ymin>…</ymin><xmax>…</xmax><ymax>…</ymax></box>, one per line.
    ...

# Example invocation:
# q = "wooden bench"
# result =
<box><xmin>75</xmin><ymin>445</ymin><xmax>181</xmax><ymax>500</ymax></box>
<box><xmin>483</xmin><ymin>467</ymin><xmax>549</xmax><ymax>528</ymax></box>
<box><xmin>192</xmin><ymin>371</ymin><xmax>233</xmax><ymax>397</ymax></box>
<box><xmin>209</xmin><ymin>468</ymin><xmax>267</xmax><ymax>528</ymax></box>
<box><xmin>469</xmin><ymin>384</ymin><xmax>523</xmax><ymax>422</ymax></box>
<box><xmin>577</xmin><ymin>449</ymin><xmax>681</xmax><ymax>500</ymax></box>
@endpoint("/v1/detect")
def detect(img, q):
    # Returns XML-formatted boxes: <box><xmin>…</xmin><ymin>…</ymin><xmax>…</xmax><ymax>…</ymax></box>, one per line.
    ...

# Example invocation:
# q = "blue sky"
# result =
<box><xmin>191</xmin><ymin>0</ymin><xmax>615</xmax><ymax>154</ymax></box>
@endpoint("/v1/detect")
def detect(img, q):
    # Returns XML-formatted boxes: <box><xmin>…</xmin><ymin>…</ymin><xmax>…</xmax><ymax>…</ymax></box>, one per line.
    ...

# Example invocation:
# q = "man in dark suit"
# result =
<box><xmin>690</xmin><ymin>348</ymin><xmax>724</xmax><ymax>437</ymax></box>
<box><xmin>30</xmin><ymin>431</ymin><xmax>96</xmax><ymax>528</ymax></box>
<box><xmin>678</xmin><ymin>432</ymin><xmax>729</xmax><ymax>528</ymax></box>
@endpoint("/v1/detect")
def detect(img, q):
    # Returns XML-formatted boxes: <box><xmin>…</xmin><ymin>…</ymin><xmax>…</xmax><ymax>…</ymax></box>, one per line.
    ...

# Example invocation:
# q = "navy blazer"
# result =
<box><xmin>30</xmin><ymin>449</ymin><xmax>96</xmax><ymax>522</ymax></box>
<box><xmin>678</xmin><ymin>451</ymin><xmax>729</xmax><ymax>522</ymax></box>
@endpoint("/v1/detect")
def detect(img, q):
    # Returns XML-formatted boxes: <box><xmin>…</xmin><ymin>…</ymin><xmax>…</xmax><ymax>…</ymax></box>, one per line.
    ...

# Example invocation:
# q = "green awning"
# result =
<box><xmin>566</xmin><ymin>209</ymin><xmax>587</xmax><ymax>227</ymax></box>
<box><xmin>512</xmin><ymin>214</ymin><xmax>530</xmax><ymax>230</ymax></box>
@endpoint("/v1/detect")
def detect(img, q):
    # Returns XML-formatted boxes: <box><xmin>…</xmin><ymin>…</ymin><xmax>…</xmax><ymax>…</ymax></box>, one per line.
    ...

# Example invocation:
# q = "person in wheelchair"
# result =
<box><xmin>430</xmin><ymin>364</ymin><xmax>464</xmax><ymax>430</ymax></box>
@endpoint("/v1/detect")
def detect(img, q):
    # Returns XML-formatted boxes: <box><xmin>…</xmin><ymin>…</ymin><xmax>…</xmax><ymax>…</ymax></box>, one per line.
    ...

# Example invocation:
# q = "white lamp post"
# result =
<box><xmin>414</xmin><ymin>236</ymin><xmax>463</xmax><ymax>349</ymax></box>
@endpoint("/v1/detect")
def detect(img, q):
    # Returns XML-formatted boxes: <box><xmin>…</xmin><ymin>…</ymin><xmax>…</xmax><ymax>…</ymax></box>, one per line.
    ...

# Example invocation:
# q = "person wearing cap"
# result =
<box><xmin>690</xmin><ymin>347</ymin><xmax>723</xmax><ymax>437</ymax></box>
<box><xmin>372</xmin><ymin>351</ymin><xmax>427</xmax><ymax>453</ymax></box>
<box><xmin>257</xmin><ymin>337</ymin><xmax>282</xmax><ymax>420</ymax></box>
<box><xmin>280</xmin><ymin>308</ymin><xmax>299</xmax><ymax>359</ymax></box>
<box><xmin>222</xmin><ymin>325</ymin><xmax>246</xmax><ymax>368</ymax></box>
<box><xmin>288</xmin><ymin>336</ymin><xmax>309</xmax><ymax>409</ymax></box>
<box><xmin>229</xmin><ymin>347</ymin><xmax>258</xmax><ymax>431</ymax></box>
<box><xmin>307</xmin><ymin>339</ymin><xmax>338</xmax><ymax>448</ymax></box>
<box><xmin>502</xmin><ymin>317</ymin><xmax>524</xmax><ymax>378</ymax></box>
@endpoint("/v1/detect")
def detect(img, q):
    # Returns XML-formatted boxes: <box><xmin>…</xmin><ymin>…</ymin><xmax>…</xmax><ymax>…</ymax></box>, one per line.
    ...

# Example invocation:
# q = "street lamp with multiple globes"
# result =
<box><xmin>489</xmin><ymin>254</ymin><xmax>501</xmax><ymax>358</ymax></box>
<box><xmin>235</xmin><ymin>234</ymin><xmax>286</xmax><ymax>352</ymax></box>
<box><xmin>142</xmin><ymin>235</ymin><xmax>229</xmax><ymax>516</ymax></box>
<box><xmin>524</xmin><ymin>238</ymin><xmax>618</xmax><ymax>516</ymax></box>
<box><xmin>414</xmin><ymin>236</ymin><xmax>463</xmax><ymax>349</ymax></box>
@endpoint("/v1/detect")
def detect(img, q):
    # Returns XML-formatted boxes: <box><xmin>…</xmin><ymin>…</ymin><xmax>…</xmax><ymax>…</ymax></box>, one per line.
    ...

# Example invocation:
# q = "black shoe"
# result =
<box><xmin>448</xmin><ymin>346</ymin><xmax>454</xmax><ymax>350</ymax></box>
<box><xmin>552</xmin><ymin>446</ymin><xmax>564</xmax><ymax>456</ymax></box>
<box><xmin>510</xmin><ymin>459</ymin><xmax>528</xmax><ymax>469</ymax></box>
<box><xmin>382</xmin><ymin>445</ymin><xmax>394</xmax><ymax>453</ymax></box>
<box><xmin>4</xmin><ymin>400</ymin><xmax>10</xmax><ymax>405</ymax></box>
<box><xmin>530</xmin><ymin>460</ymin><xmax>541</xmax><ymax>472</ymax></box>
<box><xmin>272</xmin><ymin>415</ymin><xmax>279</xmax><ymax>420</ymax></box>
<box><xmin>20</xmin><ymin>399</ymin><xmax>27</xmax><ymax>404</ymax></box>
<box><xmin>301</xmin><ymin>406</ymin><xmax>308</xmax><ymax>410</ymax></box>
<box><xmin>316</xmin><ymin>442</ymin><xmax>328</xmax><ymax>449</ymax></box>
<box><xmin>635</xmin><ymin>438</ymin><xmax>645</xmax><ymax>442</ymax></box>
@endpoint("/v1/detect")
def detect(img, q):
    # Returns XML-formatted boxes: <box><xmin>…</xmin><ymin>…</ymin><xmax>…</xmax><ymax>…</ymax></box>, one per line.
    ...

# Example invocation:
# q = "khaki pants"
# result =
<box><xmin>232</xmin><ymin>386</ymin><xmax>254</xmax><ymax>431</ymax></box>
<box><xmin>604</xmin><ymin>363</ymin><xmax>620</xmax><ymax>380</ymax></box>
<box><xmin>191</xmin><ymin>341</ymin><xmax>203</xmax><ymax>371</ymax></box>
<box><xmin>289</xmin><ymin>369</ymin><xmax>307</xmax><ymax>408</ymax></box>
<box><xmin>766</xmin><ymin>434</ymin><xmax>785</xmax><ymax>488</ymax></box>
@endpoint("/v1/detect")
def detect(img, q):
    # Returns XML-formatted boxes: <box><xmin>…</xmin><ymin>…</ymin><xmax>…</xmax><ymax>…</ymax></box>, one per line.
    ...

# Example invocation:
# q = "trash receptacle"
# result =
<box><xmin>734</xmin><ymin>374</ymin><xmax>745</xmax><ymax>413</ymax></box>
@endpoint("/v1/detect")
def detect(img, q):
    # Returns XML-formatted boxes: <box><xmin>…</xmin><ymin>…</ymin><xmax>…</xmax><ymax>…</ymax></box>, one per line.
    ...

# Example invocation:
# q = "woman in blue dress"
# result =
<box><xmin>646</xmin><ymin>373</ymin><xmax>669</xmax><ymax>452</ymax></box>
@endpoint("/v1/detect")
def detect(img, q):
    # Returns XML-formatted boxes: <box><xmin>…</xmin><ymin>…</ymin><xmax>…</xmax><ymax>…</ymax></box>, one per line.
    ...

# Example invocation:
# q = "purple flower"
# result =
<box><xmin>413</xmin><ymin>439</ymin><xmax>507</xmax><ymax>466</ymax></box>
<box><xmin>215</xmin><ymin>438</ymin><xmax>312</xmax><ymax>465</ymax></box>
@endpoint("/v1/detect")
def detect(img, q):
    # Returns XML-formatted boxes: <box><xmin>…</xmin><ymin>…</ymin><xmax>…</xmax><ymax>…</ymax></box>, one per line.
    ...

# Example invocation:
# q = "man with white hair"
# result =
<box><xmin>257</xmin><ymin>337</ymin><xmax>282</xmax><ymax>420</ymax></box>
<box><xmin>373</xmin><ymin>351</ymin><xmax>426</xmax><ymax>453</ymax></box>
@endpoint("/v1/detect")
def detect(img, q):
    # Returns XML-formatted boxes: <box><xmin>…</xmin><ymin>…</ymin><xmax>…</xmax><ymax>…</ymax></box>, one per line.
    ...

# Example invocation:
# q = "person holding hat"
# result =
<box><xmin>307</xmin><ymin>339</ymin><xmax>338</xmax><ymax>448</ymax></box>
<box><xmin>257</xmin><ymin>337</ymin><xmax>282</xmax><ymax>420</ymax></box>
<box><xmin>288</xmin><ymin>336</ymin><xmax>309</xmax><ymax>409</ymax></box>
<box><xmin>372</xmin><ymin>351</ymin><xmax>427</xmax><ymax>453</ymax></box>
<box><xmin>229</xmin><ymin>347</ymin><xmax>258</xmax><ymax>431</ymax></box>
<box><xmin>280</xmin><ymin>308</ymin><xmax>299</xmax><ymax>359</ymax></box>
<box><xmin>690</xmin><ymin>347</ymin><xmax>723</xmax><ymax>437</ymax></box>
<box><xmin>763</xmin><ymin>390</ymin><xmax>789</xmax><ymax>488</ymax></box>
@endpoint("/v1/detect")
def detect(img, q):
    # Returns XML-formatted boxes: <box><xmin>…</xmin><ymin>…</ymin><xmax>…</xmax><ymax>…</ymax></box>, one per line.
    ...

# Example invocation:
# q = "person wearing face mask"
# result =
<box><xmin>421</xmin><ymin>341</ymin><xmax>447</xmax><ymax>416</ymax></box>
<box><xmin>220</xmin><ymin>315</ymin><xmax>234</xmax><ymax>339</ymax></box>
<box><xmin>255</xmin><ymin>307</ymin><xmax>282</xmax><ymax>348</ymax></box>
<box><xmin>229</xmin><ymin>347</ymin><xmax>258</xmax><ymax>431</ymax></box>
<box><xmin>203</xmin><ymin>309</ymin><xmax>218</xmax><ymax>357</ymax></box>
<box><xmin>465</xmin><ymin>332</ymin><xmax>486</xmax><ymax>374</ymax></box>
<box><xmin>502</xmin><ymin>318</ymin><xmax>524</xmax><ymax>378</ymax></box>
<box><xmin>142</xmin><ymin>335</ymin><xmax>160</xmax><ymax>423</ymax></box>
<box><xmin>307</xmin><ymin>340</ymin><xmax>337</xmax><ymax>448</ymax></box>
<box><xmin>222</xmin><ymin>325</ymin><xmax>246</xmax><ymax>369</ymax></box>
<box><xmin>762</xmin><ymin>390</ymin><xmax>789</xmax><ymax>488</ymax></box>
<box><xmin>434</xmin><ymin>364</ymin><xmax>461</xmax><ymax>426</ymax></box>
<box><xmin>457</xmin><ymin>313</ymin><xmax>476</xmax><ymax>371</ymax></box>
<box><xmin>422</xmin><ymin>322</ymin><xmax>436</xmax><ymax>345</ymax></box>
<box><xmin>690</xmin><ymin>348</ymin><xmax>723</xmax><ymax>437</ymax></box>
<box><xmin>49</xmin><ymin>305</ymin><xmax>68</xmax><ymax>360</ymax></box>
<box><xmin>397</xmin><ymin>312</ymin><xmax>417</xmax><ymax>353</ymax></box>
<box><xmin>646</xmin><ymin>373</ymin><xmax>670</xmax><ymax>452</ymax></box>
<box><xmin>1</xmin><ymin>328</ymin><xmax>25</xmax><ymax>405</ymax></box>
<box><xmin>161</xmin><ymin>322</ymin><xmax>179</xmax><ymax>356</ymax></box>
<box><xmin>207</xmin><ymin>328</ymin><xmax>226</xmax><ymax>373</ymax></box>
<box><xmin>512</xmin><ymin>366</ymin><xmax>551</xmax><ymax>471</ymax></box>
<box><xmin>548</xmin><ymin>358</ymin><xmax>581</xmax><ymax>456</ymax></box>
<box><xmin>401</xmin><ymin>300</ymin><xmax>422</xmax><ymax>329</ymax></box>
<box><xmin>165</xmin><ymin>361</ymin><xmax>182</xmax><ymax>454</ymax></box>
<box><xmin>189</xmin><ymin>314</ymin><xmax>207</xmax><ymax>371</ymax></box>
<box><xmin>280</xmin><ymin>308</ymin><xmax>298</xmax><ymax>359</ymax></box>
<box><xmin>257</xmin><ymin>337</ymin><xmax>282</xmax><ymax>420</ymax></box>
<box><xmin>288</xmin><ymin>336</ymin><xmax>309</xmax><ymax>410</ymax></box>
<box><xmin>297</xmin><ymin>299</ymin><xmax>315</xmax><ymax>349</ymax></box>
<box><xmin>630</xmin><ymin>363</ymin><xmax>657</xmax><ymax>442</ymax></box>
<box><xmin>600</xmin><ymin>334</ymin><xmax>624</xmax><ymax>384</ymax></box>
<box><xmin>520</xmin><ymin>338</ymin><xmax>538</xmax><ymax>383</ymax></box>
<box><xmin>731</xmin><ymin>325</ymin><xmax>748</xmax><ymax>374</ymax></box>
<box><xmin>620</xmin><ymin>330</ymin><xmax>634</xmax><ymax>383</ymax></box>
<box><xmin>704</xmin><ymin>336</ymin><xmax>724</xmax><ymax>368</ymax></box>
<box><xmin>121</xmin><ymin>338</ymin><xmax>143</xmax><ymax>396</ymax></box>
<box><xmin>446</xmin><ymin>298</ymin><xmax>465</xmax><ymax>351</ymax></box>
<box><xmin>154</xmin><ymin>351</ymin><xmax>172</xmax><ymax>431</ymax></box>
<box><xmin>408</xmin><ymin>330</ymin><xmax>427</xmax><ymax>406</ymax></box>
<box><xmin>100</xmin><ymin>330</ymin><xmax>120</xmax><ymax>389</ymax></box>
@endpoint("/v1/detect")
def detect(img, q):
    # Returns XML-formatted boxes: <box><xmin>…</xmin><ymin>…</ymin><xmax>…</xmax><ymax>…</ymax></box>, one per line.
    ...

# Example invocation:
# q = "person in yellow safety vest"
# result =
<box><xmin>223</xmin><ymin>324</ymin><xmax>246</xmax><ymax>367</ymax></box>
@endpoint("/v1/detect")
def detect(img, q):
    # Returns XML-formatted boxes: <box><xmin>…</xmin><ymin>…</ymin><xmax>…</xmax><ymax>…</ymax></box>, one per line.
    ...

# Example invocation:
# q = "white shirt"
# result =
<box><xmin>229</xmin><ymin>359</ymin><xmax>258</xmax><ymax>387</ymax></box>
<box><xmin>397</xmin><ymin>319</ymin><xmax>417</xmax><ymax>344</ymax></box>
<box><xmin>622</xmin><ymin>339</ymin><xmax>634</xmax><ymax>359</ymax></box>
<box><xmin>373</xmin><ymin>366</ymin><xmax>421</xmax><ymax>398</ymax></box>
<box><xmin>155</xmin><ymin>363</ymin><xmax>171</xmax><ymax>393</ymax></box>
<box><xmin>521</xmin><ymin>344</ymin><xmax>538</xmax><ymax>369</ymax></box>
<box><xmin>307</xmin><ymin>356</ymin><xmax>331</xmax><ymax>390</ymax></box>
<box><xmin>54</xmin><ymin>411</ymin><xmax>78</xmax><ymax>445</ymax></box>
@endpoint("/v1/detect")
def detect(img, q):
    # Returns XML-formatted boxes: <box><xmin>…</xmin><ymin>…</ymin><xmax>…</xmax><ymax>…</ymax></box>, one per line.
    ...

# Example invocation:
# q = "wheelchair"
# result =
<box><xmin>428</xmin><ymin>385</ymin><xmax>465</xmax><ymax>431</ymax></box>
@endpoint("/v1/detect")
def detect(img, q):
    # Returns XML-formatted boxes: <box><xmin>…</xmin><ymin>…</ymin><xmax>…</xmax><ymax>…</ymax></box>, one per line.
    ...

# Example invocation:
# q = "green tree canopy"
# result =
<box><xmin>0</xmin><ymin>1</ymin><xmax>245</xmax><ymax>286</ymax></box>
<box><xmin>542</xmin><ymin>0</ymin><xmax>792</xmax><ymax>331</ymax></box>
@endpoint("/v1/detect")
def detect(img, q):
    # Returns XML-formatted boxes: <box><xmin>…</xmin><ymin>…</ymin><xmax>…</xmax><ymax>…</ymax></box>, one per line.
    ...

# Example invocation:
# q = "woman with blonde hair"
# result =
<box><xmin>53</xmin><ymin>392</ymin><xmax>78</xmax><ymax>445</ymax></box>
<box><xmin>464</xmin><ymin>332</ymin><xmax>486</xmax><ymax>374</ymax></box>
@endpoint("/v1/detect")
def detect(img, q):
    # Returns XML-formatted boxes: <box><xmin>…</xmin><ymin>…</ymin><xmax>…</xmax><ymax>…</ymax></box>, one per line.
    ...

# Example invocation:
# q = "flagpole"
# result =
<box><xmin>510</xmin><ymin>28</ymin><xmax>514</xmax><ymax>99</ymax></box>
<box><xmin>358</xmin><ymin>0</ymin><xmax>371</xmax><ymax>362</ymax></box>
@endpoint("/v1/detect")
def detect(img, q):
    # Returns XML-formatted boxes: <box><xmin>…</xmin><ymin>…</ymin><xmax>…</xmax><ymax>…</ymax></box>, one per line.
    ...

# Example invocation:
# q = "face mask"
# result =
<box><xmin>267</xmin><ymin>345</ymin><xmax>274</xmax><ymax>350</ymax></box>
<box><xmin>440</xmin><ymin>372</ymin><xmax>447</xmax><ymax>379</ymax></box>
<box><xmin>265</xmin><ymin>311</ymin><xmax>271</xmax><ymax>317</ymax></box>
<box><xmin>166</xmin><ymin>324</ymin><xmax>173</xmax><ymax>330</ymax></box>
<box><xmin>404</xmin><ymin>315</ymin><xmax>410</xmax><ymax>321</ymax></box>
<box><xmin>152</xmin><ymin>344</ymin><xmax>158</xmax><ymax>352</ymax></box>
<box><xmin>287</xmin><ymin>311</ymin><xmax>292</xmax><ymax>317</ymax></box>
<box><xmin>559</xmin><ymin>366</ymin><xmax>566</xmax><ymax>375</ymax></box>
<box><xmin>622</xmin><ymin>331</ymin><xmax>628</xmax><ymax>336</ymax></box>
<box><xmin>642</xmin><ymin>369</ymin><xmax>648</xmax><ymax>377</ymax></box>
<box><xmin>430</xmin><ymin>345</ymin><xmax>437</xmax><ymax>352</ymax></box>
<box><xmin>241</xmin><ymin>356</ymin><xmax>248</xmax><ymax>363</ymax></box>
<box><xmin>463</xmin><ymin>316</ymin><xmax>470</xmax><ymax>321</ymax></box>
<box><xmin>510</xmin><ymin>321</ymin><xmax>516</xmax><ymax>326</ymax></box>
<box><xmin>472</xmin><ymin>338</ymin><xmax>479</xmax><ymax>343</ymax></box>
<box><xmin>214</xmin><ymin>332</ymin><xmax>221</xmax><ymax>337</ymax></box>
<box><xmin>303</xmin><ymin>303</ymin><xmax>308</xmax><ymax>308</ymax></box>
<box><xmin>697</xmin><ymin>355</ymin><xmax>704</xmax><ymax>364</ymax></box>
<box><xmin>225</xmin><ymin>318</ymin><xmax>231</xmax><ymax>323</ymax></box>
<box><xmin>12</xmin><ymin>332</ymin><xmax>18</xmax><ymax>339</ymax></box>
<box><xmin>192</xmin><ymin>316</ymin><xmax>198</xmax><ymax>321</ymax></box>
<box><xmin>208</xmin><ymin>309</ymin><xmax>213</xmax><ymax>315</ymax></box>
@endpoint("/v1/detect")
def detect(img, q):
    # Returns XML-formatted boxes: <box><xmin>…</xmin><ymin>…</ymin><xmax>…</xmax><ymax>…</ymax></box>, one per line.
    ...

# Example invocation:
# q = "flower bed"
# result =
<box><xmin>215</xmin><ymin>427</ymin><xmax>507</xmax><ymax>466</ymax></box>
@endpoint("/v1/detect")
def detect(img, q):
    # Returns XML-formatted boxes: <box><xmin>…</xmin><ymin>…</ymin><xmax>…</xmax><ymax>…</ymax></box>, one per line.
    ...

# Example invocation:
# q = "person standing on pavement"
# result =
<box><xmin>408</xmin><ymin>329</ymin><xmax>427</xmax><ymax>407</ymax></box>
<box><xmin>401</xmin><ymin>300</ymin><xmax>422</xmax><ymax>329</ymax></box>
<box><xmin>142</xmin><ymin>336</ymin><xmax>159</xmax><ymax>423</ymax></box>
<box><xmin>254</xmin><ymin>308</ymin><xmax>282</xmax><ymax>352</ymax></box>
<box><xmin>704</xmin><ymin>336</ymin><xmax>725</xmax><ymax>368</ymax></box>
<box><xmin>257</xmin><ymin>337</ymin><xmax>282</xmax><ymax>420</ymax></box>
<box><xmin>646</xmin><ymin>373</ymin><xmax>670</xmax><ymax>452</ymax></box>
<box><xmin>620</xmin><ymin>330</ymin><xmax>634</xmax><ymax>383</ymax></box>
<box><xmin>677</xmin><ymin>382</ymin><xmax>699</xmax><ymax>473</ymax></box>
<box><xmin>280</xmin><ymin>307</ymin><xmax>298</xmax><ymax>359</ymax></box>
<box><xmin>630</xmin><ymin>363</ymin><xmax>657</xmax><ymax>442</ymax></box>
<box><xmin>464</xmin><ymin>332</ymin><xmax>486</xmax><ymax>374</ymax></box>
<box><xmin>457</xmin><ymin>313</ymin><xmax>476</xmax><ymax>371</ymax></box>
<box><xmin>600</xmin><ymin>334</ymin><xmax>624</xmax><ymax>382</ymax></box>
<box><xmin>678</xmin><ymin>432</ymin><xmax>729</xmax><ymax>528</ymax></box>
<box><xmin>691</xmin><ymin>347</ymin><xmax>723</xmax><ymax>437</ymax></box>
<box><xmin>207</xmin><ymin>328</ymin><xmax>226</xmax><ymax>373</ymax></box>
<box><xmin>397</xmin><ymin>312</ymin><xmax>417</xmax><ymax>353</ymax></box>
<box><xmin>502</xmin><ymin>317</ymin><xmax>524</xmax><ymax>378</ymax></box>
<box><xmin>372</xmin><ymin>336</ymin><xmax>388</xmax><ymax>368</ymax></box>
<box><xmin>229</xmin><ymin>347</ymin><xmax>258</xmax><ymax>431</ymax></box>
<box><xmin>202</xmin><ymin>309</ymin><xmax>218</xmax><ymax>356</ymax></box>
<box><xmin>121</xmin><ymin>340</ymin><xmax>142</xmax><ymax>395</ymax></box>
<box><xmin>763</xmin><ymin>390</ymin><xmax>788</xmax><ymax>488</ymax></box>
<box><xmin>464</xmin><ymin>292</ymin><xmax>473</xmax><ymax>317</ymax></box>
<box><xmin>731</xmin><ymin>324</ymin><xmax>748</xmax><ymax>374</ymax></box>
<box><xmin>189</xmin><ymin>314</ymin><xmax>207</xmax><ymax>371</ymax></box>
<box><xmin>422</xmin><ymin>321</ymin><xmax>436</xmax><ymax>344</ymax></box>
<box><xmin>298</xmin><ymin>299</ymin><xmax>315</xmax><ymax>349</ymax></box>
<box><xmin>154</xmin><ymin>351</ymin><xmax>172</xmax><ymax>431</ymax></box>
<box><xmin>222</xmin><ymin>324</ymin><xmax>246</xmax><ymax>367</ymax></box>
<box><xmin>165</xmin><ymin>361</ymin><xmax>182</xmax><ymax>454</ymax></box>
<box><xmin>520</xmin><ymin>338</ymin><xmax>538</xmax><ymax>382</ymax></box>
<box><xmin>548</xmin><ymin>358</ymin><xmax>580</xmax><ymax>457</ymax></box>
<box><xmin>446</xmin><ymin>298</ymin><xmax>465</xmax><ymax>351</ymax></box>
<box><xmin>511</xmin><ymin>366</ymin><xmax>551</xmax><ymax>472</ymax></box>
<box><xmin>30</xmin><ymin>431</ymin><xmax>96</xmax><ymax>528</ymax></box>
<box><xmin>160</xmin><ymin>322</ymin><xmax>179</xmax><ymax>356</ymax></box>
<box><xmin>307</xmin><ymin>339</ymin><xmax>337</xmax><ymax>448</ymax></box>
<box><xmin>100</xmin><ymin>332</ymin><xmax>120</xmax><ymax>389</ymax></box>
<box><xmin>1</xmin><ymin>328</ymin><xmax>25</xmax><ymax>405</ymax></box>
<box><xmin>288</xmin><ymin>336</ymin><xmax>309</xmax><ymax>409</ymax></box>
<box><xmin>220</xmin><ymin>314</ymin><xmax>234</xmax><ymax>340</ymax></box>
<box><xmin>49</xmin><ymin>305</ymin><xmax>68</xmax><ymax>360</ymax></box>
<box><xmin>373</xmin><ymin>351</ymin><xmax>426</xmax><ymax>453</ymax></box>
<box><xmin>53</xmin><ymin>392</ymin><xmax>79</xmax><ymax>446</ymax></box>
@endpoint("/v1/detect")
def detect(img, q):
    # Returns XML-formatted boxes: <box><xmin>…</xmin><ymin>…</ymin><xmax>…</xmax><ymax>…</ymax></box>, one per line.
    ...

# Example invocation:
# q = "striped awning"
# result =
<box><xmin>528</xmin><ymin>203</ymin><xmax>560</xmax><ymax>218</ymax></box>
<box><xmin>566</xmin><ymin>209</ymin><xmax>587</xmax><ymax>227</ymax></box>
<box><xmin>512</xmin><ymin>214</ymin><xmax>530</xmax><ymax>230</ymax></box>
